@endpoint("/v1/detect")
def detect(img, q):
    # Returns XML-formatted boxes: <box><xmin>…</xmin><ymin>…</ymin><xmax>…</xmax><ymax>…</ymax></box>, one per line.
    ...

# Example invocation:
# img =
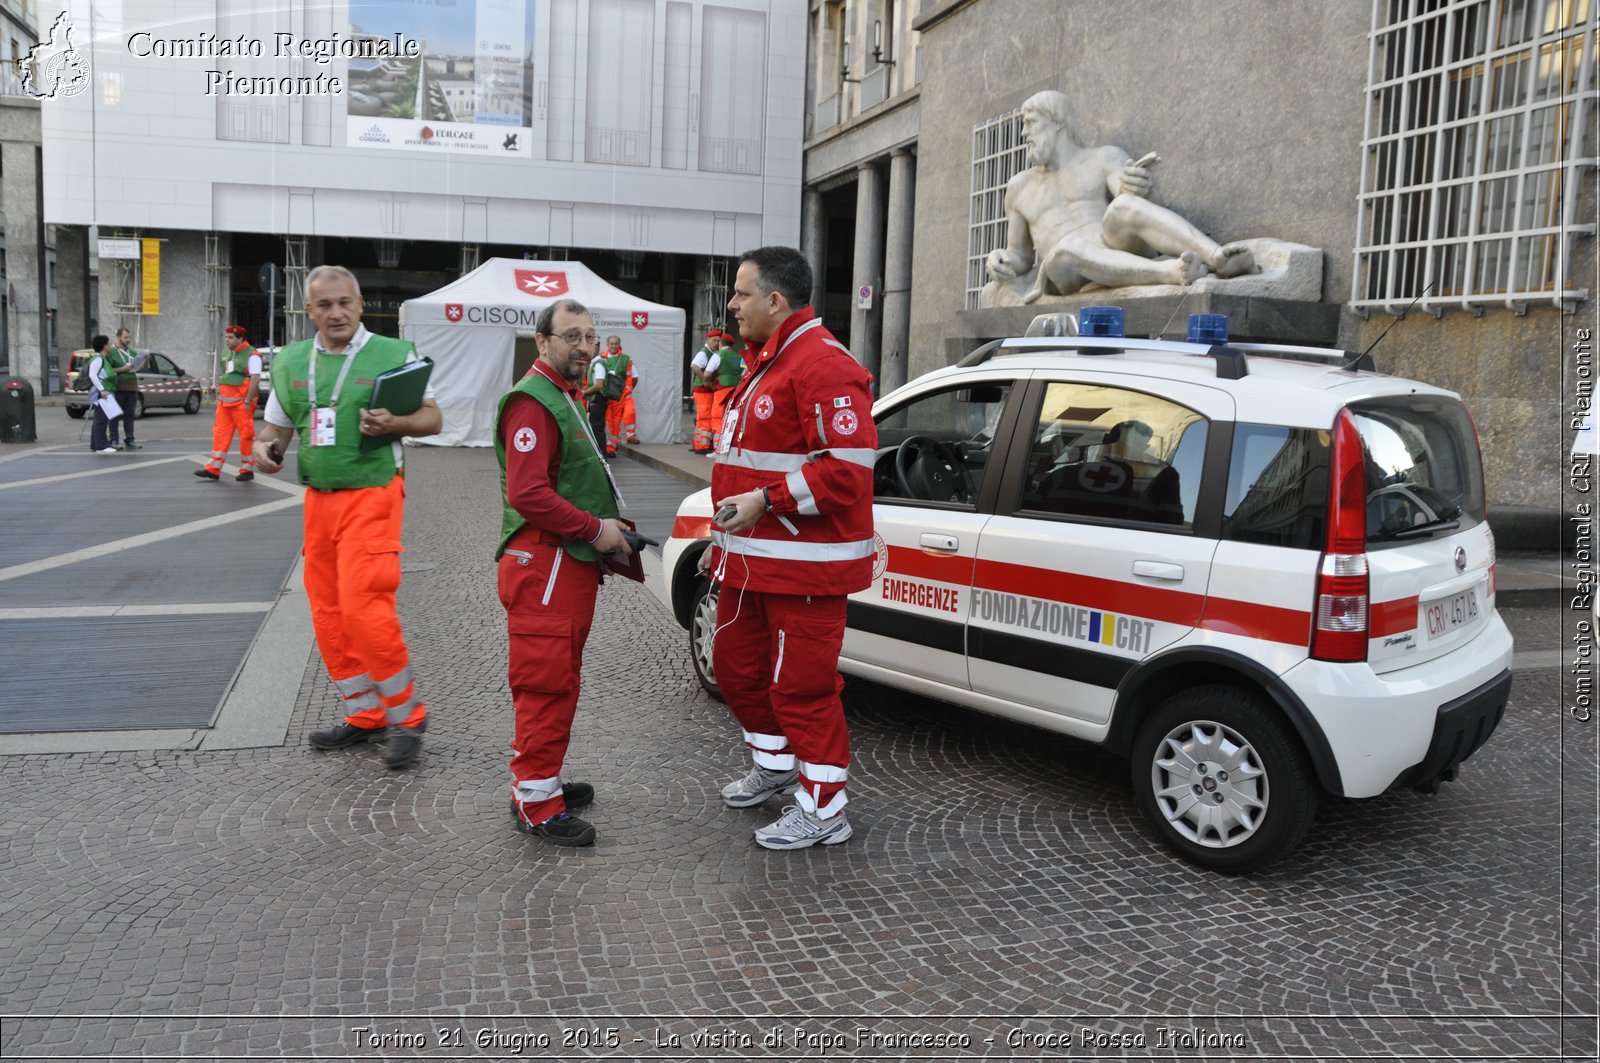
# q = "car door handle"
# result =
<box><xmin>920</xmin><ymin>533</ymin><xmax>959</xmax><ymax>553</ymax></box>
<box><xmin>1133</xmin><ymin>560</ymin><xmax>1184</xmax><ymax>581</ymax></box>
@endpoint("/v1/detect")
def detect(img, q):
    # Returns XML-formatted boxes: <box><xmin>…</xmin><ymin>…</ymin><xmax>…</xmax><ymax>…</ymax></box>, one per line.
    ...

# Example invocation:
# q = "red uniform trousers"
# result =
<box><xmin>498</xmin><ymin>526</ymin><xmax>600</xmax><ymax>824</ymax></box>
<box><xmin>692</xmin><ymin>387</ymin><xmax>716</xmax><ymax>452</ymax></box>
<box><xmin>204</xmin><ymin>383</ymin><xmax>255</xmax><ymax>474</ymax></box>
<box><xmin>303</xmin><ymin>477</ymin><xmax>427</xmax><ymax>732</ymax></box>
<box><xmin>710</xmin><ymin>386</ymin><xmax>735</xmax><ymax>448</ymax></box>
<box><xmin>713</xmin><ymin>589</ymin><xmax>851</xmax><ymax>817</ymax></box>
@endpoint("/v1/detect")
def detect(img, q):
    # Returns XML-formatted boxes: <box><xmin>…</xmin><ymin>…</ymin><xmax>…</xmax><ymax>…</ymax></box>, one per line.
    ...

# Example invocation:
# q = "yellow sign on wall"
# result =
<box><xmin>141</xmin><ymin>238</ymin><xmax>160</xmax><ymax>315</ymax></box>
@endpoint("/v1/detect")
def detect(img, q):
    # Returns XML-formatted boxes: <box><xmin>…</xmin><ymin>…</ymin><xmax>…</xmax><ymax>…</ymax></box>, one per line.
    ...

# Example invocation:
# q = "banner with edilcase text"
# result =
<box><xmin>141</xmin><ymin>239</ymin><xmax>160</xmax><ymax>315</ymax></box>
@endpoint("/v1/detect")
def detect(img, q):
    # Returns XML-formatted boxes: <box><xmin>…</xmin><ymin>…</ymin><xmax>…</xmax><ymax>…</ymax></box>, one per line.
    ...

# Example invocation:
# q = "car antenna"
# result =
<box><xmin>1347</xmin><ymin>279</ymin><xmax>1437</xmax><ymax>370</ymax></box>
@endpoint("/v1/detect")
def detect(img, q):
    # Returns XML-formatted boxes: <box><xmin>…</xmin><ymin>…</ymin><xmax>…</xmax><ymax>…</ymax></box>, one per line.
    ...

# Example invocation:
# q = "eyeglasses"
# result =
<box><xmin>549</xmin><ymin>329</ymin><xmax>598</xmax><ymax>347</ymax></box>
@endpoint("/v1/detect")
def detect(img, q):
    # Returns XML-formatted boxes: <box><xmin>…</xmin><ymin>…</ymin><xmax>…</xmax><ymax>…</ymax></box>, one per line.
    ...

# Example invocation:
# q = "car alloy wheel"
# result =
<box><xmin>1132</xmin><ymin>685</ymin><xmax>1316</xmax><ymax>873</ymax></box>
<box><xmin>689</xmin><ymin>577</ymin><xmax>722</xmax><ymax>701</ymax></box>
<box><xmin>184</xmin><ymin>390</ymin><xmax>201</xmax><ymax>414</ymax></box>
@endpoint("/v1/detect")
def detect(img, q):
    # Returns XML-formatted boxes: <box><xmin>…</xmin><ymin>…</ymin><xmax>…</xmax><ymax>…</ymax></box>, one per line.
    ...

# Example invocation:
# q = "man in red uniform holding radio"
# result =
<box><xmin>494</xmin><ymin>299</ymin><xmax>633</xmax><ymax>847</ymax></box>
<box><xmin>707</xmin><ymin>245</ymin><xmax>877</xmax><ymax>850</ymax></box>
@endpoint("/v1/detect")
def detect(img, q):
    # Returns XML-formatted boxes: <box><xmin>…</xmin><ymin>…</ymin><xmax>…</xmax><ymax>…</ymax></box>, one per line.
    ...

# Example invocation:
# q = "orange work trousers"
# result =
<box><xmin>605</xmin><ymin>390</ymin><xmax>638</xmax><ymax>449</ymax></box>
<box><xmin>302</xmin><ymin>477</ymin><xmax>427</xmax><ymax>731</ymax></box>
<box><xmin>204</xmin><ymin>385</ymin><xmax>256</xmax><ymax>474</ymax></box>
<box><xmin>692</xmin><ymin>387</ymin><xmax>716</xmax><ymax>452</ymax></box>
<box><xmin>710</xmin><ymin>386</ymin><xmax>736</xmax><ymax>448</ymax></box>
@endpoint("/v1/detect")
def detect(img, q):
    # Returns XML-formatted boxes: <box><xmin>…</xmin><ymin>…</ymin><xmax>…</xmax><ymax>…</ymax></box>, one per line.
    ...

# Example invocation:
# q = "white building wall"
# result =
<box><xmin>42</xmin><ymin>0</ymin><xmax>803</xmax><ymax>256</ymax></box>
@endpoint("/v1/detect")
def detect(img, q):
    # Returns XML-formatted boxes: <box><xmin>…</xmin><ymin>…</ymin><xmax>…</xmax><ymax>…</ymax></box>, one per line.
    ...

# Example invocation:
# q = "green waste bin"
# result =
<box><xmin>1</xmin><ymin>377</ymin><xmax>36</xmax><ymax>442</ymax></box>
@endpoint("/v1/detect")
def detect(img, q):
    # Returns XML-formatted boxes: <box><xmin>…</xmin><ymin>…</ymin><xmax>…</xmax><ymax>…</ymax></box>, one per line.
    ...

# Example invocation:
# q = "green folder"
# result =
<box><xmin>360</xmin><ymin>357</ymin><xmax>434</xmax><ymax>451</ymax></box>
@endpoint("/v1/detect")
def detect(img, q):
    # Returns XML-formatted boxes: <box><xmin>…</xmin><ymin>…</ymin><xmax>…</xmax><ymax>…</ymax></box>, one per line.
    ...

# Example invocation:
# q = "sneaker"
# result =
<box><xmin>308</xmin><ymin>721</ymin><xmax>385</xmax><ymax>750</ymax></box>
<box><xmin>124</xmin><ymin>442</ymin><xmax>143</xmax><ymax>450</ymax></box>
<box><xmin>720</xmin><ymin>765</ymin><xmax>799</xmax><ymax>809</ymax></box>
<box><xmin>194</xmin><ymin>468</ymin><xmax>220</xmax><ymax>480</ymax></box>
<box><xmin>235</xmin><ymin>470</ymin><xmax>255</xmax><ymax>482</ymax></box>
<box><xmin>514</xmin><ymin>808</ymin><xmax>596</xmax><ymax>847</ymax></box>
<box><xmin>94</xmin><ymin>447</ymin><xmax>119</xmax><ymax>454</ymax></box>
<box><xmin>384</xmin><ymin>725</ymin><xmax>423</xmax><ymax>769</ymax></box>
<box><xmin>754</xmin><ymin>805</ymin><xmax>853</xmax><ymax>850</ymax></box>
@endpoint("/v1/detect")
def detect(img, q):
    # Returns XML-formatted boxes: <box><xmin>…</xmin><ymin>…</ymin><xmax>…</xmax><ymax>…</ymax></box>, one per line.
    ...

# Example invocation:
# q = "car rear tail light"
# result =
<box><xmin>1313</xmin><ymin>410</ymin><xmax>1369</xmax><ymax>662</ymax></box>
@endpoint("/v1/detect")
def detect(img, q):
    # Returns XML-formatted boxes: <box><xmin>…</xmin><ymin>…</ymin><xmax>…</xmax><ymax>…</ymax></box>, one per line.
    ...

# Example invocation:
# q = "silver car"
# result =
<box><xmin>64</xmin><ymin>350</ymin><xmax>204</xmax><ymax>419</ymax></box>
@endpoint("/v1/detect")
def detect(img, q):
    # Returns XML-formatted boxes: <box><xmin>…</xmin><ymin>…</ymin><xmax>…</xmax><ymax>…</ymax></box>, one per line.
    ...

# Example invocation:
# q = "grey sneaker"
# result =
<box><xmin>720</xmin><ymin>765</ymin><xmax>799</xmax><ymax>809</ymax></box>
<box><xmin>754</xmin><ymin>805</ymin><xmax>853</xmax><ymax>850</ymax></box>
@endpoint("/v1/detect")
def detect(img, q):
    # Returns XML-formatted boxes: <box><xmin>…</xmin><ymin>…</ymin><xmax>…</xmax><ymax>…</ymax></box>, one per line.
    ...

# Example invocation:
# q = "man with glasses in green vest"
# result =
<box><xmin>494</xmin><ymin>298</ymin><xmax>633</xmax><ymax>847</ymax></box>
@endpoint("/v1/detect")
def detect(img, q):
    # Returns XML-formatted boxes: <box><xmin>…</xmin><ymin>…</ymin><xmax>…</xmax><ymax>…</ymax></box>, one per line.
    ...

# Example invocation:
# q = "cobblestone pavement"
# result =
<box><xmin>0</xmin><ymin>426</ymin><xmax>1594</xmax><ymax>1061</ymax></box>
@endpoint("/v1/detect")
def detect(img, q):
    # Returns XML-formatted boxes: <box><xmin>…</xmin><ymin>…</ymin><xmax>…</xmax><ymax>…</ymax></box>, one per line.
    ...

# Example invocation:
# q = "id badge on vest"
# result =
<box><xmin>311</xmin><ymin>407</ymin><xmax>337</xmax><ymax>447</ymax></box>
<box><xmin>717</xmin><ymin>406</ymin><xmax>737</xmax><ymax>454</ymax></box>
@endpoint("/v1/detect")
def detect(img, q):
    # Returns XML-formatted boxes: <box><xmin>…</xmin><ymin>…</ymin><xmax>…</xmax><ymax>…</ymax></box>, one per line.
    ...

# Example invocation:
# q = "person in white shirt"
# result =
<box><xmin>84</xmin><ymin>334</ymin><xmax>121</xmax><ymax>454</ymax></box>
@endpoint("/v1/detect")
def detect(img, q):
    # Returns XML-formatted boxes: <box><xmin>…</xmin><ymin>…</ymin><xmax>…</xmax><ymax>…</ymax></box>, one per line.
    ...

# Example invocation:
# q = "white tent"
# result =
<box><xmin>400</xmin><ymin>259</ymin><xmax>686</xmax><ymax>447</ymax></box>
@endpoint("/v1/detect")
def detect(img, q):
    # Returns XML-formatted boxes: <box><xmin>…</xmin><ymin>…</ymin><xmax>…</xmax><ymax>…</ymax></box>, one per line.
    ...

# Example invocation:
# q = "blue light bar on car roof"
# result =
<box><xmin>1078</xmin><ymin>306</ymin><xmax>1124</xmax><ymax>338</ymax></box>
<box><xmin>1186</xmin><ymin>313</ymin><xmax>1229</xmax><ymax>345</ymax></box>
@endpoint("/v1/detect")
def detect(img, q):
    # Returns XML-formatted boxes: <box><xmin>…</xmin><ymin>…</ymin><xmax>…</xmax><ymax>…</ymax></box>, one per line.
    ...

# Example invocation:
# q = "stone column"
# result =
<box><xmin>881</xmin><ymin>148</ymin><xmax>916</xmax><ymax>396</ymax></box>
<box><xmin>849</xmin><ymin>160</ymin><xmax>884</xmax><ymax>380</ymax></box>
<box><xmin>801</xmin><ymin>187</ymin><xmax>827</xmax><ymax>314</ymax></box>
<box><xmin>55</xmin><ymin>225</ymin><xmax>92</xmax><ymax>386</ymax></box>
<box><xmin>0</xmin><ymin>101</ymin><xmax>46</xmax><ymax>393</ymax></box>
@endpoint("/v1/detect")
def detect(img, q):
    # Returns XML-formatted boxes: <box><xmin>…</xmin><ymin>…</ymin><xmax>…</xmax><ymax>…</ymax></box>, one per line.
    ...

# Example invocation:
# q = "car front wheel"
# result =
<box><xmin>1131</xmin><ymin>685</ymin><xmax>1318</xmax><ymax>874</ymax></box>
<box><xmin>127</xmin><ymin>393</ymin><xmax>144</xmax><ymax>419</ymax></box>
<box><xmin>183</xmin><ymin>390</ymin><xmax>201</xmax><ymax>414</ymax></box>
<box><xmin>689</xmin><ymin>577</ymin><xmax>722</xmax><ymax>701</ymax></box>
<box><xmin>66</xmin><ymin>405</ymin><xmax>86</xmax><ymax>419</ymax></box>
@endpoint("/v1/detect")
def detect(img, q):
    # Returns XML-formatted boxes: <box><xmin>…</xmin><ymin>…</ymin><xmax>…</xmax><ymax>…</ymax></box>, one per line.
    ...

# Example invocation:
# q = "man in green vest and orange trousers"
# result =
<box><xmin>252</xmin><ymin>264</ymin><xmax>442</xmax><ymax>770</ymax></box>
<box><xmin>494</xmin><ymin>298</ymin><xmax>632</xmax><ymax>846</ymax></box>
<box><xmin>196</xmin><ymin>324</ymin><xmax>261</xmax><ymax>481</ymax></box>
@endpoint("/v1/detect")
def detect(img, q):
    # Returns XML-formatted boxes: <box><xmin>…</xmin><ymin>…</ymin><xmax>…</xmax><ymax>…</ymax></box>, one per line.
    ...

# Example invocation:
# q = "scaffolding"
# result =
<box><xmin>107</xmin><ymin>230</ymin><xmax>141</xmax><ymax>341</ymax></box>
<box><xmin>460</xmin><ymin>243</ymin><xmax>480</xmax><ymax>276</ymax></box>
<box><xmin>696</xmin><ymin>256</ymin><xmax>730</xmax><ymax>332</ymax></box>
<box><xmin>203</xmin><ymin>233</ymin><xmax>228</xmax><ymax>389</ymax></box>
<box><xmin>283</xmin><ymin>237</ymin><xmax>310</xmax><ymax>343</ymax></box>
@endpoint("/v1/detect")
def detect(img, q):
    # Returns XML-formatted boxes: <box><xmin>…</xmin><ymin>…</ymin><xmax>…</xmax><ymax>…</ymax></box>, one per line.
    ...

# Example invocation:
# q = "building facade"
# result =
<box><xmin>43</xmin><ymin>0</ymin><xmax>804</xmax><ymax>391</ymax></box>
<box><xmin>891</xmin><ymin>0</ymin><xmax>1594</xmax><ymax>511</ymax></box>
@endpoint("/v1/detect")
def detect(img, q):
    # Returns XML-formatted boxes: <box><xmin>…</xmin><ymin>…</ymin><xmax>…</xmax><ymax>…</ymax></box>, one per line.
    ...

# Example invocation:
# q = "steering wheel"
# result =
<box><xmin>895</xmin><ymin>435</ymin><xmax>976</xmax><ymax>503</ymax></box>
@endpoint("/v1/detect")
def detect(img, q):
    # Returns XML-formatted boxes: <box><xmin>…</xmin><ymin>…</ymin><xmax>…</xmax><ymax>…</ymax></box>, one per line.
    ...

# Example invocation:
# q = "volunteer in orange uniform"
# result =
<box><xmin>689</xmin><ymin>329</ymin><xmax>720</xmax><ymax>453</ymax></box>
<box><xmin>253</xmin><ymin>264</ymin><xmax>443</xmax><ymax>770</ymax></box>
<box><xmin>600</xmin><ymin>335</ymin><xmax>639</xmax><ymax>450</ymax></box>
<box><xmin>494</xmin><ymin>299</ymin><xmax>632</xmax><ymax>847</ymax></box>
<box><xmin>708</xmin><ymin>246</ymin><xmax>877</xmax><ymax>850</ymax></box>
<box><xmin>707</xmin><ymin>329</ymin><xmax>745</xmax><ymax>449</ymax></box>
<box><xmin>196</xmin><ymin>325</ymin><xmax>261</xmax><ymax>482</ymax></box>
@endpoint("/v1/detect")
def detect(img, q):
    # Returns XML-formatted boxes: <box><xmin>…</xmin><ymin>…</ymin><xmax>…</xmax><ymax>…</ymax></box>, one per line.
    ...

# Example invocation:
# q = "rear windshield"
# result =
<box><xmin>1352</xmin><ymin>396</ymin><xmax>1486</xmax><ymax>545</ymax></box>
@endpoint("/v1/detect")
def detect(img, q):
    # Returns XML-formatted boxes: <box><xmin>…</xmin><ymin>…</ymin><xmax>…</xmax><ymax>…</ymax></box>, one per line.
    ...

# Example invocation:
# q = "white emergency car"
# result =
<box><xmin>662</xmin><ymin>310</ymin><xmax>1513</xmax><ymax>873</ymax></box>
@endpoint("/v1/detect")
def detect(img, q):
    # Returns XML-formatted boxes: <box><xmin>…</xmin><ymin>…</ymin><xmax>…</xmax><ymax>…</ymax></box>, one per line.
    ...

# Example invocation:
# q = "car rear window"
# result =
<box><xmin>1221</xmin><ymin>424</ymin><xmax>1331</xmax><ymax>550</ymax></box>
<box><xmin>1352</xmin><ymin>396</ymin><xmax>1486</xmax><ymax>545</ymax></box>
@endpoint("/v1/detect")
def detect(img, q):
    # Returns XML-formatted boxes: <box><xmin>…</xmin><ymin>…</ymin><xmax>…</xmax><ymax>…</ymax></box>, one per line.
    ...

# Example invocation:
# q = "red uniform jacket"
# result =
<box><xmin>709</xmin><ymin>308</ymin><xmax>877</xmax><ymax>597</ymax></box>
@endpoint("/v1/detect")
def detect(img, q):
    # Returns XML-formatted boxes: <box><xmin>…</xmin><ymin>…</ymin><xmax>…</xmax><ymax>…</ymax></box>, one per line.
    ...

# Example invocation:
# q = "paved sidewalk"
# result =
<box><xmin>0</xmin><ymin>414</ymin><xmax>1588</xmax><ymax>1061</ymax></box>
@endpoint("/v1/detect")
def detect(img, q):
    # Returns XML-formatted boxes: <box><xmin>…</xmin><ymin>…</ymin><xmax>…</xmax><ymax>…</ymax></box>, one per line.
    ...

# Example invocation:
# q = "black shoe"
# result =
<box><xmin>514</xmin><ymin>808</ymin><xmax>596</xmax><ymax>847</ymax></box>
<box><xmin>235</xmin><ymin>470</ymin><xmax>254</xmax><ymax>482</ymax></box>
<box><xmin>308</xmin><ymin>721</ymin><xmax>384</xmax><ymax>749</ymax></box>
<box><xmin>194</xmin><ymin>468</ymin><xmax>220</xmax><ymax>481</ymax></box>
<box><xmin>124</xmin><ymin>442</ymin><xmax>143</xmax><ymax>450</ymax></box>
<box><xmin>384</xmin><ymin>725</ymin><xmax>423</xmax><ymax>769</ymax></box>
<box><xmin>562</xmin><ymin>781</ymin><xmax>594</xmax><ymax>809</ymax></box>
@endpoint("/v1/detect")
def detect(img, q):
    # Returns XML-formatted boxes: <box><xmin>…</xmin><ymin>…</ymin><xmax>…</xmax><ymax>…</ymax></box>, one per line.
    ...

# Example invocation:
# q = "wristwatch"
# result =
<box><xmin>761</xmin><ymin>487</ymin><xmax>772</xmax><ymax>512</ymax></box>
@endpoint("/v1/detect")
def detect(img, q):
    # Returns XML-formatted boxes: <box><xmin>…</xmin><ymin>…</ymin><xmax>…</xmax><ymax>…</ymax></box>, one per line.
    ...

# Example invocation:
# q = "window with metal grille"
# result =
<box><xmin>1353</xmin><ymin>0</ymin><xmax>1597</xmax><ymax>315</ymax></box>
<box><xmin>967</xmin><ymin>107</ymin><xmax>1026</xmax><ymax>309</ymax></box>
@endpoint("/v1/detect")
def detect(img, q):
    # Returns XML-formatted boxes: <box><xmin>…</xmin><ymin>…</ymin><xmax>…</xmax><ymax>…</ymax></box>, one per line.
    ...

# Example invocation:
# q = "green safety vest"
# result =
<box><xmin>604</xmin><ymin>353</ymin><xmax>631</xmax><ymax>398</ymax></box>
<box><xmin>494</xmin><ymin>370</ymin><xmax>618</xmax><ymax>563</ymax></box>
<box><xmin>270</xmin><ymin>334</ymin><xmax>417</xmax><ymax>490</ymax></box>
<box><xmin>220</xmin><ymin>345</ymin><xmax>257</xmax><ymax>387</ymax></box>
<box><xmin>716</xmin><ymin>348</ymin><xmax>744</xmax><ymax>388</ymax></box>
<box><xmin>105</xmin><ymin>347</ymin><xmax>138</xmax><ymax>389</ymax></box>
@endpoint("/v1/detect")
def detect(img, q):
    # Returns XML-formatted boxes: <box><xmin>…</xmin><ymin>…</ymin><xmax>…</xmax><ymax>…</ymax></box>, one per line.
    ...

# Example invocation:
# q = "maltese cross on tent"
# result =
<box><xmin>632</xmin><ymin>311</ymin><xmax>649</xmax><ymax>330</ymax></box>
<box><xmin>445</xmin><ymin>304</ymin><xmax>463</xmax><ymax>322</ymax></box>
<box><xmin>514</xmin><ymin>269</ymin><xmax>568</xmax><ymax>297</ymax></box>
